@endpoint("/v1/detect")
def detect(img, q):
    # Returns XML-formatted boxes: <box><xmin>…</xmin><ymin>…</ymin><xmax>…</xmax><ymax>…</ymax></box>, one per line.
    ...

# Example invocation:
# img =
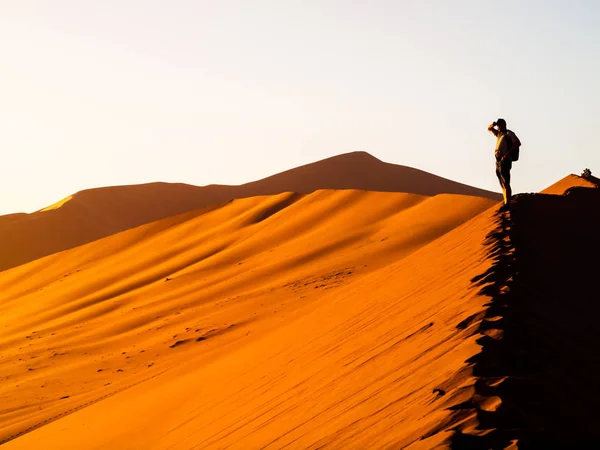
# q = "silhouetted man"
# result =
<box><xmin>488</xmin><ymin>118</ymin><xmax>521</xmax><ymax>205</ymax></box>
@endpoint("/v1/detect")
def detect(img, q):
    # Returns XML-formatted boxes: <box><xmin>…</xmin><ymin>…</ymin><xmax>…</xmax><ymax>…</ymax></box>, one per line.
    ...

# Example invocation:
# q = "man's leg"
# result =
<box><xmin>502</xmin><ymin>161</ymin><xmax>512</xmax><ymax>205</ymax></box>
<box><xmin>496</xmin><ymin>163</ymin><xmax>507</xmax><ymax>204</ymax></box>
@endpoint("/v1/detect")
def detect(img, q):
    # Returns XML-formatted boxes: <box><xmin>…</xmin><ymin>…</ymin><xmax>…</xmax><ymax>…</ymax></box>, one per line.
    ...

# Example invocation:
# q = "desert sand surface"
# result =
<box><xmin>448</xmin><ymin>180</ymin><xmax>600</xmax><ymax>448</ymax></box>
<box><xmin>2</xmin><ymin>168</ymin><xmax>598</xmax><ymax>448</ymax></box>
<box><xmin>541</xmin><ymin>173</ymin><xmax>599</xmax><ymax>195</ymax></box>
<box><xmin>0</xmin><ymin>152</ymin><xmax>500</xmax><ymax>273</ymax></box>
<box><xmin>1</xmin><ymin>184</ymin><xmax>496</xmax><ymax>447</ymax></box>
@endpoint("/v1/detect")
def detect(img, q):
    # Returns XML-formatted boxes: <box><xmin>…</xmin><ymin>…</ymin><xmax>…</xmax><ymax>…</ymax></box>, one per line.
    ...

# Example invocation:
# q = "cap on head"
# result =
<box><xmin>496</xmin><ymin>118</ymin><xmax>506</xmax><ymax>127</ymax></box>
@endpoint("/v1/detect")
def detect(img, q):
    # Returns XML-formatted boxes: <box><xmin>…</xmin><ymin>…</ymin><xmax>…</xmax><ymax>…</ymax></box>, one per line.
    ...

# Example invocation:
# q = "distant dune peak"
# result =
<box><xmin>0</xmin><ymin>151</ymin><xmax>501</xmax><ymax>272</ymax></box>
<box><xmin>328</xmin><ymin>150</ymin><xmax>383</xmax><ymax>162</ymax></box>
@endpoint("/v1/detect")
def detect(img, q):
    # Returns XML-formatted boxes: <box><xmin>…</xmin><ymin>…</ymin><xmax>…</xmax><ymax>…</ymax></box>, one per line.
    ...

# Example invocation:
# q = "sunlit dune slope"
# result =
<box><xmin>0</xmin><ymin>152</ymin><xmax>500</xmax><ymax>272</ymax></box>
<box><xmin>541</xmin><ymin>173</ymin><xmax>598</xmax><ymax>195</ymax></box>
<box><xmin>0</xmin><ymin>190</ymin><xmax>496</xmax><ymax>446</ymax></box>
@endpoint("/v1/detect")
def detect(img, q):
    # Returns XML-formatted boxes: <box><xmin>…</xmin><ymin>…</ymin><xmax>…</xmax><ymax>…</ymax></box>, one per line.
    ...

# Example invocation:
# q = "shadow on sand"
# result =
<box><xmin>449</xmin><ymin>185</ymin><xmax>600</xmax><ymax>449</ymax></box>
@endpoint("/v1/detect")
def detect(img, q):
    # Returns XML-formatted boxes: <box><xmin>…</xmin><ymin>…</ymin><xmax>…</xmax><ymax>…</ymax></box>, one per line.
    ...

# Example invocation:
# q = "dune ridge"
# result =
<box><xmin>0</xmin><ymin>151</ymin><xmax>500</xmax><ymax>273</ymax></box>
<box><xmin>442</xmin><ymin>185</ymin><xmax>600</xmax><ymax>448</ymax></box>
<box><xmin>541</xmin><ymin>173</ymin><xmax>599</xmax><ymax>195</ymax></box>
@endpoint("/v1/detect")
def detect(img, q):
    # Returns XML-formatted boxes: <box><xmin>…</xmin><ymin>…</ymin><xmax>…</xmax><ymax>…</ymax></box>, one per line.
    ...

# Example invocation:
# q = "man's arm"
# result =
<box><xmin>488</xmin><ymin>122</ymin><xmax>499</xmax><ymax>137</ymax></box>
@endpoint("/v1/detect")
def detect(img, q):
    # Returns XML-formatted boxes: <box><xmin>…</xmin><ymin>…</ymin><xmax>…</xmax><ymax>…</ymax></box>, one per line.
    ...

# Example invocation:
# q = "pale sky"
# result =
<box><xmin>1</xmin><ymin>1</ymin><xmax>599</xmax><ymax>215</ymax></box>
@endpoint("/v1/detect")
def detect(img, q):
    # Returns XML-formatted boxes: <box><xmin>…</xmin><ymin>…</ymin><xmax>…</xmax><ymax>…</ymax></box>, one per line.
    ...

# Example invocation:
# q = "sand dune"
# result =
<box><xmin>0</xmin><ymin>189</ymin><xmax>496</xmax><ymax>446</ymax></box>
<box><xmin>210</xmin><ymin>151</ymin><xmax>502</xmax><ymax>199</ymax></box>
<box><xmin>445</xmin><ymin>185</ymin><xmax>600</xmax><ymax>447</ymax></box>
<box><xmin>541</xmin><ymin>173</ymin><xmax>599</xmax><ymax>195</ymax></box>
<box><xmin>3</xmin><ymin>170</ymin><xmax>597</xmax><ymax>448</ymax></box>
<box><xmin>0</xmin><ymin>152</ymin><xmax>500</xmax><ymax>272</ymax></box>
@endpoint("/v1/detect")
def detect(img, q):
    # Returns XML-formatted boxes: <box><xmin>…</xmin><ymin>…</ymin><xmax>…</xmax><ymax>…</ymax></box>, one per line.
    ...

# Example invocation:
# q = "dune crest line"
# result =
<box><xmin>0</xmin><ymin>151</ymin><xmax>501</xmax><ymax>273</ymax></box>
<box><xmin>445</xmin><ymin>185</ymin><xmax>600</xmax><ymax>448</ymax></box>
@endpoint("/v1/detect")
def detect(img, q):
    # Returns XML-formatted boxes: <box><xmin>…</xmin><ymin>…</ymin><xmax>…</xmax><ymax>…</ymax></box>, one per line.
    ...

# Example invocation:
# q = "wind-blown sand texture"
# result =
<box><xmin>0</xmin><ymin>188</ymin><xmax>495</xmax><ymax>446</ymax></box>
<box><xmin>0</xmin><ymin>152</ymin><xmax>500</xmax><ymax>273</ymax></box>
<box><xmin>2</xmin><ymin>165</ymin><xmax>598</xmax><ymax>448</ymax></box>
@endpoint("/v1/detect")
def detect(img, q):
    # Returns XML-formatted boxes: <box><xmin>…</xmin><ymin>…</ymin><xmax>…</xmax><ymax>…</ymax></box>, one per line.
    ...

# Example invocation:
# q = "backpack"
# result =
<box><xmin>506</xmin><ymin>130</ymin><xmax>521</xmax><ymax>162</ymax></box>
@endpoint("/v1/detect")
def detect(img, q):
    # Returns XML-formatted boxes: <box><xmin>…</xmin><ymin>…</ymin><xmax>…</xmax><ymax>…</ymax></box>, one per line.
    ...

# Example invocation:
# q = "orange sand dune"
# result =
<box><xmin>0</xmin><ymin>152</ymin><xmax>500</xmax><ymax>273</ymax></box>
<box><xmin>541</xmin><ymin>173</ymin><xmax>598</xmax><ymax>195</ymax></box>
<box><xmin>0</xmin><ymin>189</ymin><xmax>496</xmax><ymax>447</ymax></box>
<box><xmin>445</xmin><ymin>185</ymin><xmax>600</xmax><ymax>447</ymax></box>
<box><xmin>205</xmin><ymin>151</ymin><xmax>502</xmax><ymax>199</ymax></box>
<box><xmin>4</xmin><ymin>176</ymin><xmax>598</xmax><ymax>448</ymax></box>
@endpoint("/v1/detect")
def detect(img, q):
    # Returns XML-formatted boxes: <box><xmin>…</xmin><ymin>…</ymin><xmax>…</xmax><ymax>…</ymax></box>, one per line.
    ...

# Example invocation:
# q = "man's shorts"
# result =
<box><xmin>496</xmin><ymin>159</ymin><xmax>512</xmax><ymax>187</ymax></box>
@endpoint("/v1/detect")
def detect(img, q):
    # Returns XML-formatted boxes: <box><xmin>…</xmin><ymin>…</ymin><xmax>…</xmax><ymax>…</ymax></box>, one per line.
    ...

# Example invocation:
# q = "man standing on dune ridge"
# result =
<box><xmin>488</xmin><ymin>118</ymin><xmax>521</xmax><ymax>205</ymax></box>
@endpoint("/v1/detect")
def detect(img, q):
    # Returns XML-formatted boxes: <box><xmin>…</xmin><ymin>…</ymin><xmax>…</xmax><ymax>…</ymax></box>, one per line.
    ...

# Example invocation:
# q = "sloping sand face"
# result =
<box><xmin>0</xmin><ymin>152</ymin><xmax>501</xmax><ymax>273</ymax></box>
<box><xmin>0</xmin><ymin>190</ymin><xmax>496</xmax><ymax>447</ymax></box>
<box><xmin>4</xmin><ymin>173</ymin><xmax>597</xmax><ymax>448</ymax></box>
<box><xmin>0</xmin><ymin>182</ymin><xmax>224</xmax><ymax>273</ymax></box>
<box><xmin>446</xmin><ymin>185</ymin><xmax>600</xmax><ymax>448</ymax></box>
<box><xmin>541</xmin><ymin>174</ymin><xmax>598</xmax><ymax>195</ymax></box>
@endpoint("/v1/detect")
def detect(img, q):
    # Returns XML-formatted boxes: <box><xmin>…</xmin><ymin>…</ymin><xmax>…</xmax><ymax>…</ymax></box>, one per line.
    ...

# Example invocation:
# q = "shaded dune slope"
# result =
<box><xmin>0</xmin><ymin>152</ymin><xmax>500</xmax><ymax>272</ymax></box>
<box><xmin>0</xmin><ymin>190</ymin><xmax>496</xmax><ymax>446</ymax></box>
<box><xmin>440</xmin><ymin>184</ymin><xmax>600</xmax><ymax>449</ymax></box>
